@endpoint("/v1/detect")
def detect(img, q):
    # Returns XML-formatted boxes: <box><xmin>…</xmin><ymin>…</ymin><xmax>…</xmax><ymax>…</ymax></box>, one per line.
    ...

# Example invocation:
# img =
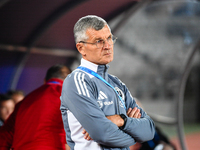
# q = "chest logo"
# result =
<box><xmin>115</xmin><ymin>87</ymin><xmax>125</xmax><ymax>108</ymax></box>
<box><xmin>115</xmin><ymin>87</ymin><xmax>125</xmax><ymax>101</ymax></box>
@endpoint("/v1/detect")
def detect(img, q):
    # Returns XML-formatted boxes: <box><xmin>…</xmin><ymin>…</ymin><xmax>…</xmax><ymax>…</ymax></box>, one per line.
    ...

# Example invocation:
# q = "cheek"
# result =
<box><xmin>93</xmin><ymin>50</ymin><xmax>102</xmax><ymax>57</ymax></box>
<box><xmin>2</xmin><ymin>108</ymin><xmax>7</xmax><ymax>113</ymax></box>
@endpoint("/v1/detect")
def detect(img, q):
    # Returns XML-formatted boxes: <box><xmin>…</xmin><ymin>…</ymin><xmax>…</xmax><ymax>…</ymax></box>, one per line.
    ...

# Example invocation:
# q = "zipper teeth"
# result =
<box><xmin>103</xmin><ymin>65</ymin><xmax>120</xmax><ymax>113</ymax></box>
<box><xmin>116</xmin><ymin>94</ymin><xmax>120</xmax><ymax>114</ymax></box>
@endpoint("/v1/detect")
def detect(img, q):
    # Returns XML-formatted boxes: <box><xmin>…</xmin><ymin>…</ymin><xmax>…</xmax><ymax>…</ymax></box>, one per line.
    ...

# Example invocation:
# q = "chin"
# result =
<box><xmin>104</xmin><ymin>59</ymin><xmax>113</xmax><ymax>64</ymax></box>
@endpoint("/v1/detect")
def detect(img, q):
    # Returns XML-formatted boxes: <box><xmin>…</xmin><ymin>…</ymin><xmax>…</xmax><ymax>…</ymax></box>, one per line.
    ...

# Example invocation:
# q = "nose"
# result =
<box><xmin>103</xmin><ymin>40</ymin><xmax>111</xmax><ymax>49</ymax></box>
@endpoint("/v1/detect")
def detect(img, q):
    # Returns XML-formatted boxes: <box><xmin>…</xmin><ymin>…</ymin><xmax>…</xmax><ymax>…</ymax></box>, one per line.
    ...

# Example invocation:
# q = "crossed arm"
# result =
<box><xmin>62</xmin><ymin>72</ymin><xmax>155</xmax><ymax>147</ymax></box>
<box><xmin>83</xmin><ymin>107</ymin><xmax>141</xmax><ymax>140</ymax></box>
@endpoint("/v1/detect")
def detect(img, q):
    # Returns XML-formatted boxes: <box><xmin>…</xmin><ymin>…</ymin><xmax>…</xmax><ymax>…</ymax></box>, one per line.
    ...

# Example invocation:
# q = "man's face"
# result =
<box><xmin>12</xmin><ymin>94</ymin><xmax>24</xmax><ymax>104</ymax></box>
<box><xmin>61</xmin><ymin>66</ymin><xmax>71</xmax><ymax>79</ymax></box>
<box><xmin>76</xmin><ymin>25</ymin><xmax>114</xmax><ymax>65</ymax></box>
<box><xmin>0</xmin><ymin>100</ymin><xmax>15</xmax><ymax>121</ymax></box>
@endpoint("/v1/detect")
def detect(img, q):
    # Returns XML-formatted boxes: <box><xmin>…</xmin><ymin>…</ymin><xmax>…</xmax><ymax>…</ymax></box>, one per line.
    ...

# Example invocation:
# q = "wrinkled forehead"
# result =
<box><xmin>86</xmin><ymin>25</ymin><xmax>112</xmax><ymax>40</ymax></box>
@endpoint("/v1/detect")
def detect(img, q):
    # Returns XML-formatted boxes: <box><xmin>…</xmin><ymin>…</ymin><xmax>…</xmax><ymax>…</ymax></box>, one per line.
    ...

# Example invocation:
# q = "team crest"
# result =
<box><xmin>115</xmin><ymin>87</ymin><xmax>125</xmax><ymax>108</ymax></box>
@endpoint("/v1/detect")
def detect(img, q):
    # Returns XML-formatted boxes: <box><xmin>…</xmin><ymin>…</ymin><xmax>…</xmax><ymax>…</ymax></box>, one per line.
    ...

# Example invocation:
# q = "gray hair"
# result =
<box><xmin>74</xmin><ymin>15</ymin><xmax>110</xmax><ymax>43</ymax></box>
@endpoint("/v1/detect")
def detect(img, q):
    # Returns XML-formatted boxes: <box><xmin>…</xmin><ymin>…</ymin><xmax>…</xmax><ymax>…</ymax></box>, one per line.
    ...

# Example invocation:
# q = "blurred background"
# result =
<box><xmin>0</xmin><ymin>0</ymin><xmax>199</xmax><ymax>149</ymax></box>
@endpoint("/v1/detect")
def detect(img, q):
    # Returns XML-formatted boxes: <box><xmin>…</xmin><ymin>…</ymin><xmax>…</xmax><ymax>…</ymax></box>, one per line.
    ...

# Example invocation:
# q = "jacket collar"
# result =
<box><xmin>80</xmin><ymin>58</ymin><xmax>109</xmax><ymax>79</ymax></box>
<box><xmin>46</xmin><ymin>78</ymin><xmax>63</xmax><ymax>85</ymax></box>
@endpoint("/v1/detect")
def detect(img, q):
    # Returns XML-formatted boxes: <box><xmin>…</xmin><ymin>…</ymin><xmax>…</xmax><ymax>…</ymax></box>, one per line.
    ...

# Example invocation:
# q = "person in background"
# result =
<box><xmin>6</xmin><ymin>90</ymin><xmax>25</xmax><ymax>104</ymax></box>
<box><xmin>0</xmin><ymin>64</ymin><xmax>71</xmax><ymax>150</ymax></box>
<box><xmin>0</xmin><ymin>94</ymin><xmax>15</xmax><ymax>127</ymax></box>
<box><xmin>60</xmin><ymin>15</ymin><xmax>155</xmax><ymax>150</ymax></box>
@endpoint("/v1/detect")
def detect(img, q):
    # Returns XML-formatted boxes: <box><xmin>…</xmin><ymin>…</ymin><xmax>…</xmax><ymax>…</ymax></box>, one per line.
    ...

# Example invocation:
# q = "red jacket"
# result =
<box><xmin>0</xmin><ymin>78</ymin><xmax>66</xmax><ymax>150</ymax></box>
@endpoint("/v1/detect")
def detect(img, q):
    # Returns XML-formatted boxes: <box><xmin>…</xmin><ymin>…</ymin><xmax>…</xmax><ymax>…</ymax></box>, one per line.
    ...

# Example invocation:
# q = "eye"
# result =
<box><xmin>96</xmin><ymin>40</ymin><xmax>104</xmax><ymax>44</ymax></box>
<box><xmin>107</xmin><ymin>36</ymin><xmax>112</xmax><ymax>41</ymax></box>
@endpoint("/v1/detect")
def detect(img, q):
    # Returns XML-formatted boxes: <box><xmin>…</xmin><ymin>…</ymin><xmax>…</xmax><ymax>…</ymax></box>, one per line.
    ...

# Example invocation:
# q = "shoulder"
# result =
<box><xmin>67</xmin><ymin>69</ymin><xmax>94</xmax><ymax>80</ymax></box>
<box><xmin>62</xmin><ymin>69</ymin><xmax>94</xmax><ymax>98</ymax></box>
<box><xmin>63</xmin><ymin>69</ymin><xmax>94</xmax><ymax>88</ymax></box>
<box><xmin>108</xmin><ymin>74</ymin><xmax>125</xmax><ymax>87</ymax></box>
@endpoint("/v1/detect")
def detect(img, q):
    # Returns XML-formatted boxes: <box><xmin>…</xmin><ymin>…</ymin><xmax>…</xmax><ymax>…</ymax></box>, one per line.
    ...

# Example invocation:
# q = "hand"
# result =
<box><xmin>82</xmin><ymin>109</ymin><xmax>141</xmax><ymax>141</ymax></box>
<box><xmin>127</xmin><ymin>107</ymin><xmax>141</xmax><ymax>118</ymax></box>
<box><xmin>65</xmin><ymin>143</ymin><xmax>70</xmax><ymax>150</ymax></box>
<box><xmin>82</xmin><ymin>129</ymin><xmax>93</xmax><ymax>141</ymax></box>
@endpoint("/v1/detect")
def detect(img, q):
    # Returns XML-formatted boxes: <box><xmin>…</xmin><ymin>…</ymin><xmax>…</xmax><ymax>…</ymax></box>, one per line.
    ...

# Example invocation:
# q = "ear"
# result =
<box><xmin>76</xmin><ymin>43</ymin><xmax>86</xmax><ymax>56</ymax></box>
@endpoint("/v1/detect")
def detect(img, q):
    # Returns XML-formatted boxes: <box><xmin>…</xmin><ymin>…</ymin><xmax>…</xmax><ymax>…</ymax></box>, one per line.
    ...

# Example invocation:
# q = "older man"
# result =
<box><xmin>60</xmin><ymin>15</ymin><xmax>155</xmax><ymax>150</ymax></box>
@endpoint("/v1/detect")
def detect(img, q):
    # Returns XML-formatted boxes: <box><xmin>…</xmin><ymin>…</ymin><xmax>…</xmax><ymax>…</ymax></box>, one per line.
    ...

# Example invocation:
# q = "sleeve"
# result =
<box><xmin>118</xmin><ymin>80</ymin><xmax>155</xmax><ymax>143</ymax></box>
<box><xmin>61</xmin><ymin>71</ymin><xmax>136</xmax><ymax>147</ymax></box>
<box><xmin>0</xmin><ymin>102</ymin><xmax>21</xmax><ymax>149</ymax></box>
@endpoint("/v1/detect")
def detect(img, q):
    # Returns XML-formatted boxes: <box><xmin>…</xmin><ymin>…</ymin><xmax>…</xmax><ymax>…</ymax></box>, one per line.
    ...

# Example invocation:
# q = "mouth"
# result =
<box><xmin>104</xmin><ymin>50</ymin><xmax>112</xmax><ymax>55</ymax></box>
<box><xmin>104</xmin><ymin>53</ymin><xmax>111</xmax><ymax>56</ymax></box>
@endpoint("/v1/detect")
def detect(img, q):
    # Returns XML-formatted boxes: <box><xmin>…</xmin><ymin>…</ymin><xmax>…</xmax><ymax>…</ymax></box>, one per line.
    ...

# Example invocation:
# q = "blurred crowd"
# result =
<box><xmin>0</xmin><ymin>90</ymin><xmax>25</xmax><ymax>126</ymax></box>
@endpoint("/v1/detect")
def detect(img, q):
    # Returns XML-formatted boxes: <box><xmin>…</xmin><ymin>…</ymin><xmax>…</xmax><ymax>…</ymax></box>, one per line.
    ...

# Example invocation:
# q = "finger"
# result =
<box><xmin>82</xmin><ymin>129</ymin><xmax>92</xmax><ymax>141</ymax></box>
<box><xmin>134</xmin><ymin>109</ymin><xmax>140</xmax><ymax>118</ymax></box>
<box><xmin>87</xmin><ymin>136</ymin><xmax>92</xmax><ymax>140</ymax></box>
<box><xmin>84</xmin><ymin>132</ymin><xmax>92</xmax><ymax>140</ymax></box>
<box><xmin>137</xmin><ymin>109</ymin><xmax>141</xmax><ymax>118</ymax></box>
<box><xmin>129</xmin><ymin>107</ymin><xmax>138</xmax><ymax>118</ymax></box>
<box><xmin>84</xmin><ymin>132</ymin><xmax>89</xmax><ymax>139</ymax></box>
<box><xmin>138</xmin><ymin>113</ymin><xmax>141</xmax><ymax>118</ymax></box>
<box><xmin>126</xmin><ymin>108</ymin><xmax>132</xmax><ymax>116</ymax></box>
<box><xmin>82</xmin><ymin>129</ymin><xmax>86</xmax><ymax>134</ymax></box>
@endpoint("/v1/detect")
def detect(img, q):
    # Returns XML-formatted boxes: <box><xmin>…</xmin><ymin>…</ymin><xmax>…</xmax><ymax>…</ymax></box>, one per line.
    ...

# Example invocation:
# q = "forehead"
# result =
<box><xmin>86</xmin><ymin>25</ymin><xmax>111</xmax><ymax>40</ymax></box>
<box><xmin>0</xmin><ymin>99</ymin><xmax>14</xmax><ymax>106</ymax></box>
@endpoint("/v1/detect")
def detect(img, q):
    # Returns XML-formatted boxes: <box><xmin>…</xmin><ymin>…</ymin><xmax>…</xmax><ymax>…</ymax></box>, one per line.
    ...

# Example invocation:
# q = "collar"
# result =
<box><xmin>46</xmin><ymin>78</ymin><xmax>63</xmax><ymax>85</ymax></box>
<box><xmin>80</xmin><ymin>58</ymin><xmax>110</xmax><ymax>79</ymax></box>
<box><xmin>80</xmin><ymin>58</ymin><xmax>109</xmax><ymax>72</ymax></box>
<box><xmin>80</xmin><ymin>58</ymin><xmax>98</xmax><ymax>72</ymax></box>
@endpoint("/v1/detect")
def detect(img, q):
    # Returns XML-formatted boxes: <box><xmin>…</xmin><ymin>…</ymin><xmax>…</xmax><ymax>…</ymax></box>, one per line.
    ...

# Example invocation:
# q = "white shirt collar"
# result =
<box><xmin>80</xmin><ymin>58</ymin><xmax>98</xmax><ymax>72</ymax></box>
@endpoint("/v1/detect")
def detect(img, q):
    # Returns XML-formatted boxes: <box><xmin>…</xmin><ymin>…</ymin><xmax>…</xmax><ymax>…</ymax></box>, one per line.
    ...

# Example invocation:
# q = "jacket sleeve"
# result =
<box><xmin>0</xmin><ymin>102</ymin><xmax>21</xmax><ymax>149</ymax></box>
<box><xmin>117</xmin><ymin>79</ymin><xmax>155</xmax><ymax>143</ymax></box>
<box><xmin>61</xmin><ymin>71</ymin><xmax>136</xmax><ymax>148</ymax></box>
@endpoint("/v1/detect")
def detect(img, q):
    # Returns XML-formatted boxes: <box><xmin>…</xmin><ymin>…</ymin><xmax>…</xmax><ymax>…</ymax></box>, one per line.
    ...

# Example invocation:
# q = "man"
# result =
<box><xmin>6</xmin><ymin>90</ymin><xmax>25</xmax><ymax>104</ymax></box>
<box><xmin>0</xmin><ymin>64</ymin><xmax>71</xmax><ymax>150</ymax></box>
<box><xmin>0</xmin><ymin>94</ymin><xmax>15</xmax><ymax>126</ymax></box>
<box><xmin>60</xmin><ymin>15</ymin><xmax>155</xmax><ymax>150</ymax></box>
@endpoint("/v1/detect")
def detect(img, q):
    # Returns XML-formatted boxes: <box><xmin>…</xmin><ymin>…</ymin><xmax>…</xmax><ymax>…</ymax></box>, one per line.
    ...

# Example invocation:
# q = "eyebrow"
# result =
<box><xmin>94</xmin><ymin>34</ymin><xmax>112</xmax><ymax>41</ymax></box>
<box><xmin>94</xmin><ymin>37</ymin><xmax>102</xmax><ymax>41</ymax></box>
